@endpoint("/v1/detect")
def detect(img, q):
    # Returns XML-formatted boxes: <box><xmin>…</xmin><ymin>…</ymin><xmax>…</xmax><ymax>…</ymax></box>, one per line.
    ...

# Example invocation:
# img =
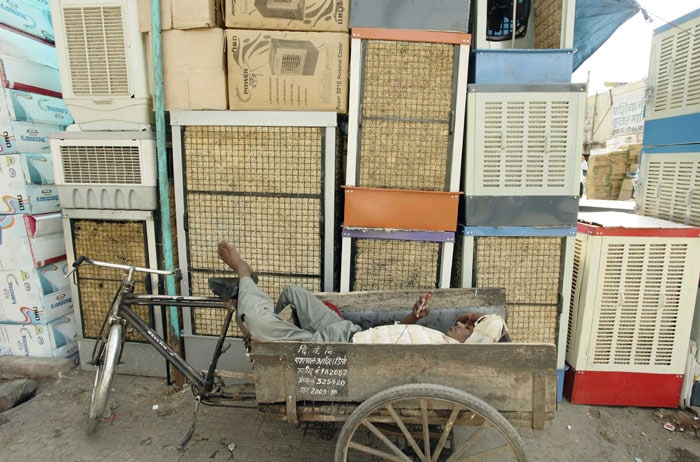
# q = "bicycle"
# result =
<box><xmin>69</xmin><ymin>256</ymin><xmax>254</xmax><ymax>449</ymax></box>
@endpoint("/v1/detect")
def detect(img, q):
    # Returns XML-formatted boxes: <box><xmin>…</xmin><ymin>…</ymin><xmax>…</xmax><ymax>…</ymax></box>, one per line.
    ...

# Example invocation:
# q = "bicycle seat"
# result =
<box><xmin>207</xmin><ymin>273</ymin><xmax>258</xmax><ymax>299</ymax></box>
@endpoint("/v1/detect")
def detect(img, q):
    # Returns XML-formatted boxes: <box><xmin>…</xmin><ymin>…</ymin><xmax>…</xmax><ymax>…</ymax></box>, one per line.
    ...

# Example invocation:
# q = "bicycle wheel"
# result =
<box><xmin>335</xmin><ymin>383</ymin><xmax>528</xmax><ymax>462</ymax></box>
<box><xmin>85</xmin><ymin>323</ymin><xmax>123</xmax><ymax>434</ymax></box>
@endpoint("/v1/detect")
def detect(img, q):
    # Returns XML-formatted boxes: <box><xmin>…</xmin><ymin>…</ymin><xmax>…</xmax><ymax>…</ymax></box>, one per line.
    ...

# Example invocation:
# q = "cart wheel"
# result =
<box><xmin>335</xmin><ymin>383</ymin><xmax>528</xmax><ymax>462</ymax></box>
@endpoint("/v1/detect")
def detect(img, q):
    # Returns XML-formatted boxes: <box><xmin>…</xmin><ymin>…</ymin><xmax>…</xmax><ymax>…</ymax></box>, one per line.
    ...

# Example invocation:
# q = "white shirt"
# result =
<box><xmin>352</xmin><ymin>324</ymin><xmax>460</xmax><ymax>345</ymax></box>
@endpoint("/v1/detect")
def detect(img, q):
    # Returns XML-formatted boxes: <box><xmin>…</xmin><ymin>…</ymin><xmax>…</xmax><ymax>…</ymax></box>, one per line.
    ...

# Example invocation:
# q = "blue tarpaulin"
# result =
<box><xmin>573</xmin><ymin>0</ymin><xmax>644</xmax><ymax>70</ymax></box>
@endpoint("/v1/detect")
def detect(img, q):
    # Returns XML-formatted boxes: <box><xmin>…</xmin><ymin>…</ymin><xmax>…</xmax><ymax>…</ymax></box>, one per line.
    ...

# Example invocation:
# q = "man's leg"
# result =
<box><xmin>276</xmin><ymin>285</ymin><xmax>361</xmax><ymax>342</ymax></box>
<box><xmin>218</xmin><ymin>241</ymin><xmax>313</xmax><ymax>342</ymax></box>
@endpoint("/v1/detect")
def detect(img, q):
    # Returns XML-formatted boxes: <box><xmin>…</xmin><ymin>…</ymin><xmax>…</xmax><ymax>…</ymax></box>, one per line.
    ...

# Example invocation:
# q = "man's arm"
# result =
<box><xmin>400</xmin><ymin>291</ymin><xmax>432</xmax><ymax>324</ymax></box>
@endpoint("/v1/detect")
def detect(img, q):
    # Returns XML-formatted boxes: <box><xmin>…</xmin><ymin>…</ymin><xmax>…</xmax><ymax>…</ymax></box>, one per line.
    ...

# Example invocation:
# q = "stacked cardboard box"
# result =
<box><xmin>0</xmin><ymin>2</ymin><xmax>77</xmax><ymax>361</ymax></box>
<box><xmin>140</xmin><ymin>0</ymin><xmax>350</xmax><ymax>112</ymax></box>
<box><xmin>585</xmin><ymin>144</ymin><xmax>641</xmax><ymax>200</ymax></box>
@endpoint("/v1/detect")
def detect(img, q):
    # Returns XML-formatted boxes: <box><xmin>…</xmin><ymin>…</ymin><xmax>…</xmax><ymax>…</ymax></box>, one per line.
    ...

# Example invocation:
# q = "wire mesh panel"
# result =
<box><xmin>356</xmin><ymin>40</ymin><xmax>456</xmax><ymax>191</ymax></box>
<box><xmin>474</xmin><ymin>236</ymin><xmax>563</xmax><ymax>344</ymax></box>
<box><xmin>181</xmin><ymin>123</ymin><xmax>328</xmax><ymax>336</ymax></box>
<box><xmin>533</xmin><ymin>0</ymin><xmax>563</xmax><ymax>49</ymax></box>
<box><xmin>70</xmin><ymin>219</ymin><xmax>151</xmax><ymax>342</ymax></box>
<box><xmin>350</xmin><ymin>238</ymin><xmax>441</xmax><ymax>291</ymax></box>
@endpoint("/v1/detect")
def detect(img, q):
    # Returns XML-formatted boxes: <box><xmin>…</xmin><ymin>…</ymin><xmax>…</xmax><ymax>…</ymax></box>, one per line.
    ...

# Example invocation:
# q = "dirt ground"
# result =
<box><xmin>1</xmin><ymin>368</ymin><xmax>700</xmax><ymax>461</ymax></box>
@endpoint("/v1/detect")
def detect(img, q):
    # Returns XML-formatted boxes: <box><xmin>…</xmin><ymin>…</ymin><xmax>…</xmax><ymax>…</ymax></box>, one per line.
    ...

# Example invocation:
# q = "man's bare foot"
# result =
<box><xmin>217</xmin><ymin>240</ymin><xmax>252</xmax><ymax>278</ymax></box>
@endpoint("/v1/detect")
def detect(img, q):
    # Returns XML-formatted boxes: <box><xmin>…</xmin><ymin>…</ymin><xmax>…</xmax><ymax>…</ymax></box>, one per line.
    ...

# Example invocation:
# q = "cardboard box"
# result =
<box><xmin>0</xmin><ymin>0</ymin><xmax>54</xmax><ymax>42</ymax></box>
<box><xmin>0</xmin><ymin>260</ymin><xmax>73</xmax><ymax>324</ymax></box>
<box><xmin>138</xmin><ymin>0</ymin><xmax>173</xmax><ymax>31</ymax></box>
<box><xmin>224</xmin><ymin>0</ymin><xmax>349</xmax><ymax>32</ymax></box>
<box><xmin>0</xmin><ymin>213</ymin><xmax>65</xmax><ymax>268</ymax></box>
<box><xmin>0</xmin><ymin>54</ymin><xmax>62</xmax><ymax>97</ymax></box>
<box><xmin>0</xmin><ymin>118</ymin><xmax>60</xmax><ymax>154</ymax></box>
<box><xmin>0</xmin><ymin>153</ymin><xmax>60</xmax><ymax>214</ymax></box>
<box><xmin>227</xmin><ymin>29</ymin><xmax>348</xmax><ymax>112</ymax></box>
<box><xmin>149</xmin><ymin>28</ymin><xmax>227</xmax><ymax>110</ymax></box>
<box><xmin>0</xmin><ymin>313</ymin><xmax>78</xmax><ymax>360</ymax></box>
<box><xmin>0</xmin><ymin>88</ymin><xmax>73</xmax><ymax>126</ymax></box>
<box><xmin>138</xmin><ymin>0</ymin><xmax>222</xmax><ymax>31</ymax></box>
<box><xmin>0</xmin><ymin>24</ymin><xmax>58</xmax><ymax>69</ymax></box>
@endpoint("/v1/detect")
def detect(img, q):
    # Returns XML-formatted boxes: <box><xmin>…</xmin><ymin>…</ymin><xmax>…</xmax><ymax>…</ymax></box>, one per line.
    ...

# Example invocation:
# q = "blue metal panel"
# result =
<box><xmin>342</xmin><ymin>227</ymin><xmax>455</xmax><ymax>242</ymax></box>
<box><xmin>458</xmin><ymin>225</ymin><xmax>576</xmax><ymax>237</ymax></box>
<box><xmin>349</xmin><ymin>0</ymin><xmax>470</xmax><ymax>32</ymax></box>
<box><xmin>640</xmin><ymin>144</ymin><xmax>700</xmax><ymax>155</ymax></box>
<box><xmin>643</xmin><ymin>113</ymin><xmax>700</xmax><ymax>147</ymax></box>
<box><xmin>470</xmin><ymin>49</ymin><xmax>575</xmax><ymax>84</ymax></box>
<box><xmin>463</xmin><ymin>196</ymin><xmax>579</xmax><ymax>227</ymax></box>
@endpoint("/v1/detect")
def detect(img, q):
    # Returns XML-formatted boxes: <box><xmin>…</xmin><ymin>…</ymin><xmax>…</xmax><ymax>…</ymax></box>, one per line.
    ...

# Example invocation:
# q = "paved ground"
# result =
<box><xmin>1</xmin><ymin>359</ymin><xmax>700</xmax><ymax>461</ymax></box>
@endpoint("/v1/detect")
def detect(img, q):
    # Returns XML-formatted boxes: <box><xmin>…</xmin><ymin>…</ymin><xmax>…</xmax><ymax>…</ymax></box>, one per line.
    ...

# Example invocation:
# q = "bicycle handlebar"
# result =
<box><xmin>70</xmin><ymin>255</ymin><xmax>181</xmax><ymax>279</ymax></box>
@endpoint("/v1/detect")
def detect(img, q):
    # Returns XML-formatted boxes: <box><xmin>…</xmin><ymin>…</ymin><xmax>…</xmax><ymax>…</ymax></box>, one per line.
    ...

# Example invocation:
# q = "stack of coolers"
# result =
<box><xmin>149</xmin><ymin>0</ymin><xmax>350</xmax><ymax>371</ymax></box>
<box><xmin>454</xmin><ymin>0</ymin><xmax>582</xmax><ymax>401</ymax></box>
<box><xmin>338</xmin><ymin>0</ymin><xmax>470</xmax><ymax>292</ymax></box>
<box><xmin>565</xmin><ymin>9</ymin><xmax>700</xmax><ymax>407</ymax></box>
<box><xmin>48</xmin><ymin>0</ymin><xmax>166</xmax><ymax>375</ymax></box>
<box><xmin>0</xmin><ymin>0</ymin><xmax>78</xmax><ymax>361</ymax></box>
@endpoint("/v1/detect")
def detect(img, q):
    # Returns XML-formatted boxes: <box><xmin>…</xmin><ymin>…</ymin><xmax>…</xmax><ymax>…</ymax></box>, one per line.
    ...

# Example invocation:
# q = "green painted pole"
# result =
<box><xmin>150</xmin><ymin>0</ymin><xmax>180</xmax><ymax>340</ymax></box>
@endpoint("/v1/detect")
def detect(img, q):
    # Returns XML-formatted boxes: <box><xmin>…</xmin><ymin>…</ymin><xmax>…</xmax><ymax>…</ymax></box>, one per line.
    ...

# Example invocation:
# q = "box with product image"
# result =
<box><xmin>0</xmin><ymin>153</ymin><xmax>60</xmax><ymax>214</ymax></box>
<box><xmin>0</xmin><ymin>260</ymin><xmax>72</xmax><ymax>324</ymax></box>
<box><xmin>148</xmin><ymin>28</ymin><xmax>227</xmax><ymax>110</ymax></box>
<box><xmin>226</xmin><ymin>29</ymin><xmax>348</xmax><ymax>112</ymax></box>
<box><xmin>0</xmin><ymin>118</ymin><xmax>60</xmax><ymax>154</ymax></box>
<box><xmin>0</xmin><ymin>313</ymin><xmax>78</xmax><ymax>360</ymax></box>
<box><xmin>224</xmin><ymin>0</ymin><xmax>349</xmax><ymax>32</ymax></box>
<box><xmin>0</xmin><ymin>212</ymin><xmax>65</xmax><ymax>268</ymax></box>
<box><xmin>0</xmin><ymin>23</ymin><xmax>58</xmax><ymax>69</ymax></box>
<box><xmin>0</xmin><ymin>0</ymin><xmax>54</xmax><ymax>42</ymax></box>
<box><xmin>0</xmin><ymin>87</ymin><xmax>72</xmax><ymax>126</ymax></box>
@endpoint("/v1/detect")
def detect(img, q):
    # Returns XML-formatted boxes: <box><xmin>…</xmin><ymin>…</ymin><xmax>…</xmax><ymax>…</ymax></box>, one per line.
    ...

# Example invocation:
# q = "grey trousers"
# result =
<box><xmin>237</xmin><ymin>277</ymin><xmax>362</xmax><ymax>342</ymax></box>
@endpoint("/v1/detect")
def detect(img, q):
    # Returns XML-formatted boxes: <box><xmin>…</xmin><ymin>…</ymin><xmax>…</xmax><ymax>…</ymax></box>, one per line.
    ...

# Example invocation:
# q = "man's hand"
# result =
<box><xmin>401</xmin><ymin>291</ymin><xmax>432</xmax><ymax>324</ymax></box>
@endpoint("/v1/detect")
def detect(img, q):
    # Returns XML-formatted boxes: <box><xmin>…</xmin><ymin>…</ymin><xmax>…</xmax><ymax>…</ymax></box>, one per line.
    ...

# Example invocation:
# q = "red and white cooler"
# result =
<box><xmin>565</xmin><ymin>212</ymin><xmax>700</xmax><ymax>407</ymax></box>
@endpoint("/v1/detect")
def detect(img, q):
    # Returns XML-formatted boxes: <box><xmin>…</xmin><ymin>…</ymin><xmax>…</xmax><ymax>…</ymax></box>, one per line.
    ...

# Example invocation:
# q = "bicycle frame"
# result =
<box><xmin>81</xmin><ymin>257</ymin><xmax>241</xmax><ymax>401</ymax></box>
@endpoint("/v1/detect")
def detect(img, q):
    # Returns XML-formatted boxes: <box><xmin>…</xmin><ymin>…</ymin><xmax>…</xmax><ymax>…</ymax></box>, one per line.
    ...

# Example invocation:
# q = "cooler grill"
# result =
<box><xmin>62</xmin><ymin>6</ymin><xmax>130</xmax><ymax>96</ymax></box>
<box><xmin>182</xmin><ymin>125</ymin><xmax>327</xmax><ymax>336</ymax></box>
<box><xmin>59</xmin><ymin>145</ymin><xmax>141</xmax><ymax>184</ymax></box>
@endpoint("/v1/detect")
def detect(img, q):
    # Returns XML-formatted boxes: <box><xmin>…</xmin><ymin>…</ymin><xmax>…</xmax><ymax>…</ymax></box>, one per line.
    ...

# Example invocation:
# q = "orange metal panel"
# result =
<box><xmin>343</xmin><ymin>187</ymin><xmax>461</xmax><ymax>231</ymax></box>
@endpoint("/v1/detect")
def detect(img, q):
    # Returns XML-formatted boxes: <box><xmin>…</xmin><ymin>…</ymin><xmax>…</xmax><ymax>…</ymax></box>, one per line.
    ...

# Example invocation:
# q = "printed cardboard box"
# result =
<box><xmin>0</xmin><ymin>88</ymin><xmax>73</xmax><ymax>126</ymax></box>
<box><xmin>226</xmin><ymin>29</ymin><xmax>348</xmax><ymax>112</ymax></box>
<box><xmin>0</xmin><ymin>260</ymin><xmax>72</xmax><ymax>324</ymax></box>
<box><xmin>0</xmin><ymin>0</ymin><xmax>54</xmax><ymax>42</ymax></box>
<box><xmin>149</xmin><ymin>28</ymin><xmax>227</xmax><ymax>110</ymax></box>
<box><xmin>224</xmin><ymin>0</ymin><xmax>349</xmax><ymax>32</ymax></box>
<box><xmin>139</xmin><ymin>0</ymin><xmax>222</xmax><ymax>32</ymax></box>
<box><xmin>0</xmin><ymin>54</ymin><xmax>62</xmax><ymax>97</ymax></box>
<box><xmin>0</xmin><ymin>153</ymin><xmax>60</xmax><ymax>214</ymax></box>
<box><xmin>0</xmin><ymin>24</ymin><xmax>58</xmax><ymax>69</ymax></box>
<box><xmin>0</xmin><ymin>313</ymin><xmax>78</xmax><ymax>360</ymax></box>
<box><xmin>0</xmin><ymin>212</ymin><xmax>65</xmax><ymax>268</ymax></box>
<box><xmin>0</xmin><ymin>118</ymin><xmax>60</xmax><ymax>154</ymax></box>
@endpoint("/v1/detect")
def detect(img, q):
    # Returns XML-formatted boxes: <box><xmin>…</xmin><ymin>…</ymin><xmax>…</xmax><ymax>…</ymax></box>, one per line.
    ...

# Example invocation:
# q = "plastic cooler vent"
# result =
<box><xmin>567</xmin><ymin>212</ymin><xmax>700</xmax><ymax>374</ymax></box>
<box><xmin>50</xmin><ymin>130</ymin><xmax>157</xmax><ymax>210</ymax></box>
<box><xmin>51</xmin><ymin>0</ymin><xmax>153</xmax><ymax>129</ymax></box>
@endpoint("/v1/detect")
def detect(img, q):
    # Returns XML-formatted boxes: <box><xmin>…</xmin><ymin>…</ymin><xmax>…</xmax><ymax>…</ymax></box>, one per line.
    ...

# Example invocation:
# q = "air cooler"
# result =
<box><xmin>565</xmin><ymin>212</ymin><xmax>700</xmax><ymax>407</ymax></box>
<box><xmin>50</xmin><ymin>0</ymin><xmax>153</xmax><ymax>130</ymax></box>
<box><xmin>269</xmin><ymin>39</ymin><xmax>318</xmax><ymax>75</ymax></box>
<box><xmin>50</xmin><ymin>130</ymin><xmax>157</xmax><ymax>210</ymax></box>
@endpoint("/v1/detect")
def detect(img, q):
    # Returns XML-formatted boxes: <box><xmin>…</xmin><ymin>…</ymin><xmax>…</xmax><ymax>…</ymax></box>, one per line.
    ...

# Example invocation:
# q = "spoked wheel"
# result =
<box><xmin>335</xmin><ymin>383</ymin><xmax>528</xmax><ymax>462</ymax></box>
<box><xmin>85</xmin><ymin>323</ymin><xmax>123</xmax><ymax>434</ymax></box>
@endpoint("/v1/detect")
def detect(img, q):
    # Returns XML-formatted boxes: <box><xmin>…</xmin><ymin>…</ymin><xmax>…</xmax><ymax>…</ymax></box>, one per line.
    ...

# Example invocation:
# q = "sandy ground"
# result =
<box><xmin>1</xmin><ymin>368</ymin><xmax>700</xmax><ymax>461</ymax></box>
